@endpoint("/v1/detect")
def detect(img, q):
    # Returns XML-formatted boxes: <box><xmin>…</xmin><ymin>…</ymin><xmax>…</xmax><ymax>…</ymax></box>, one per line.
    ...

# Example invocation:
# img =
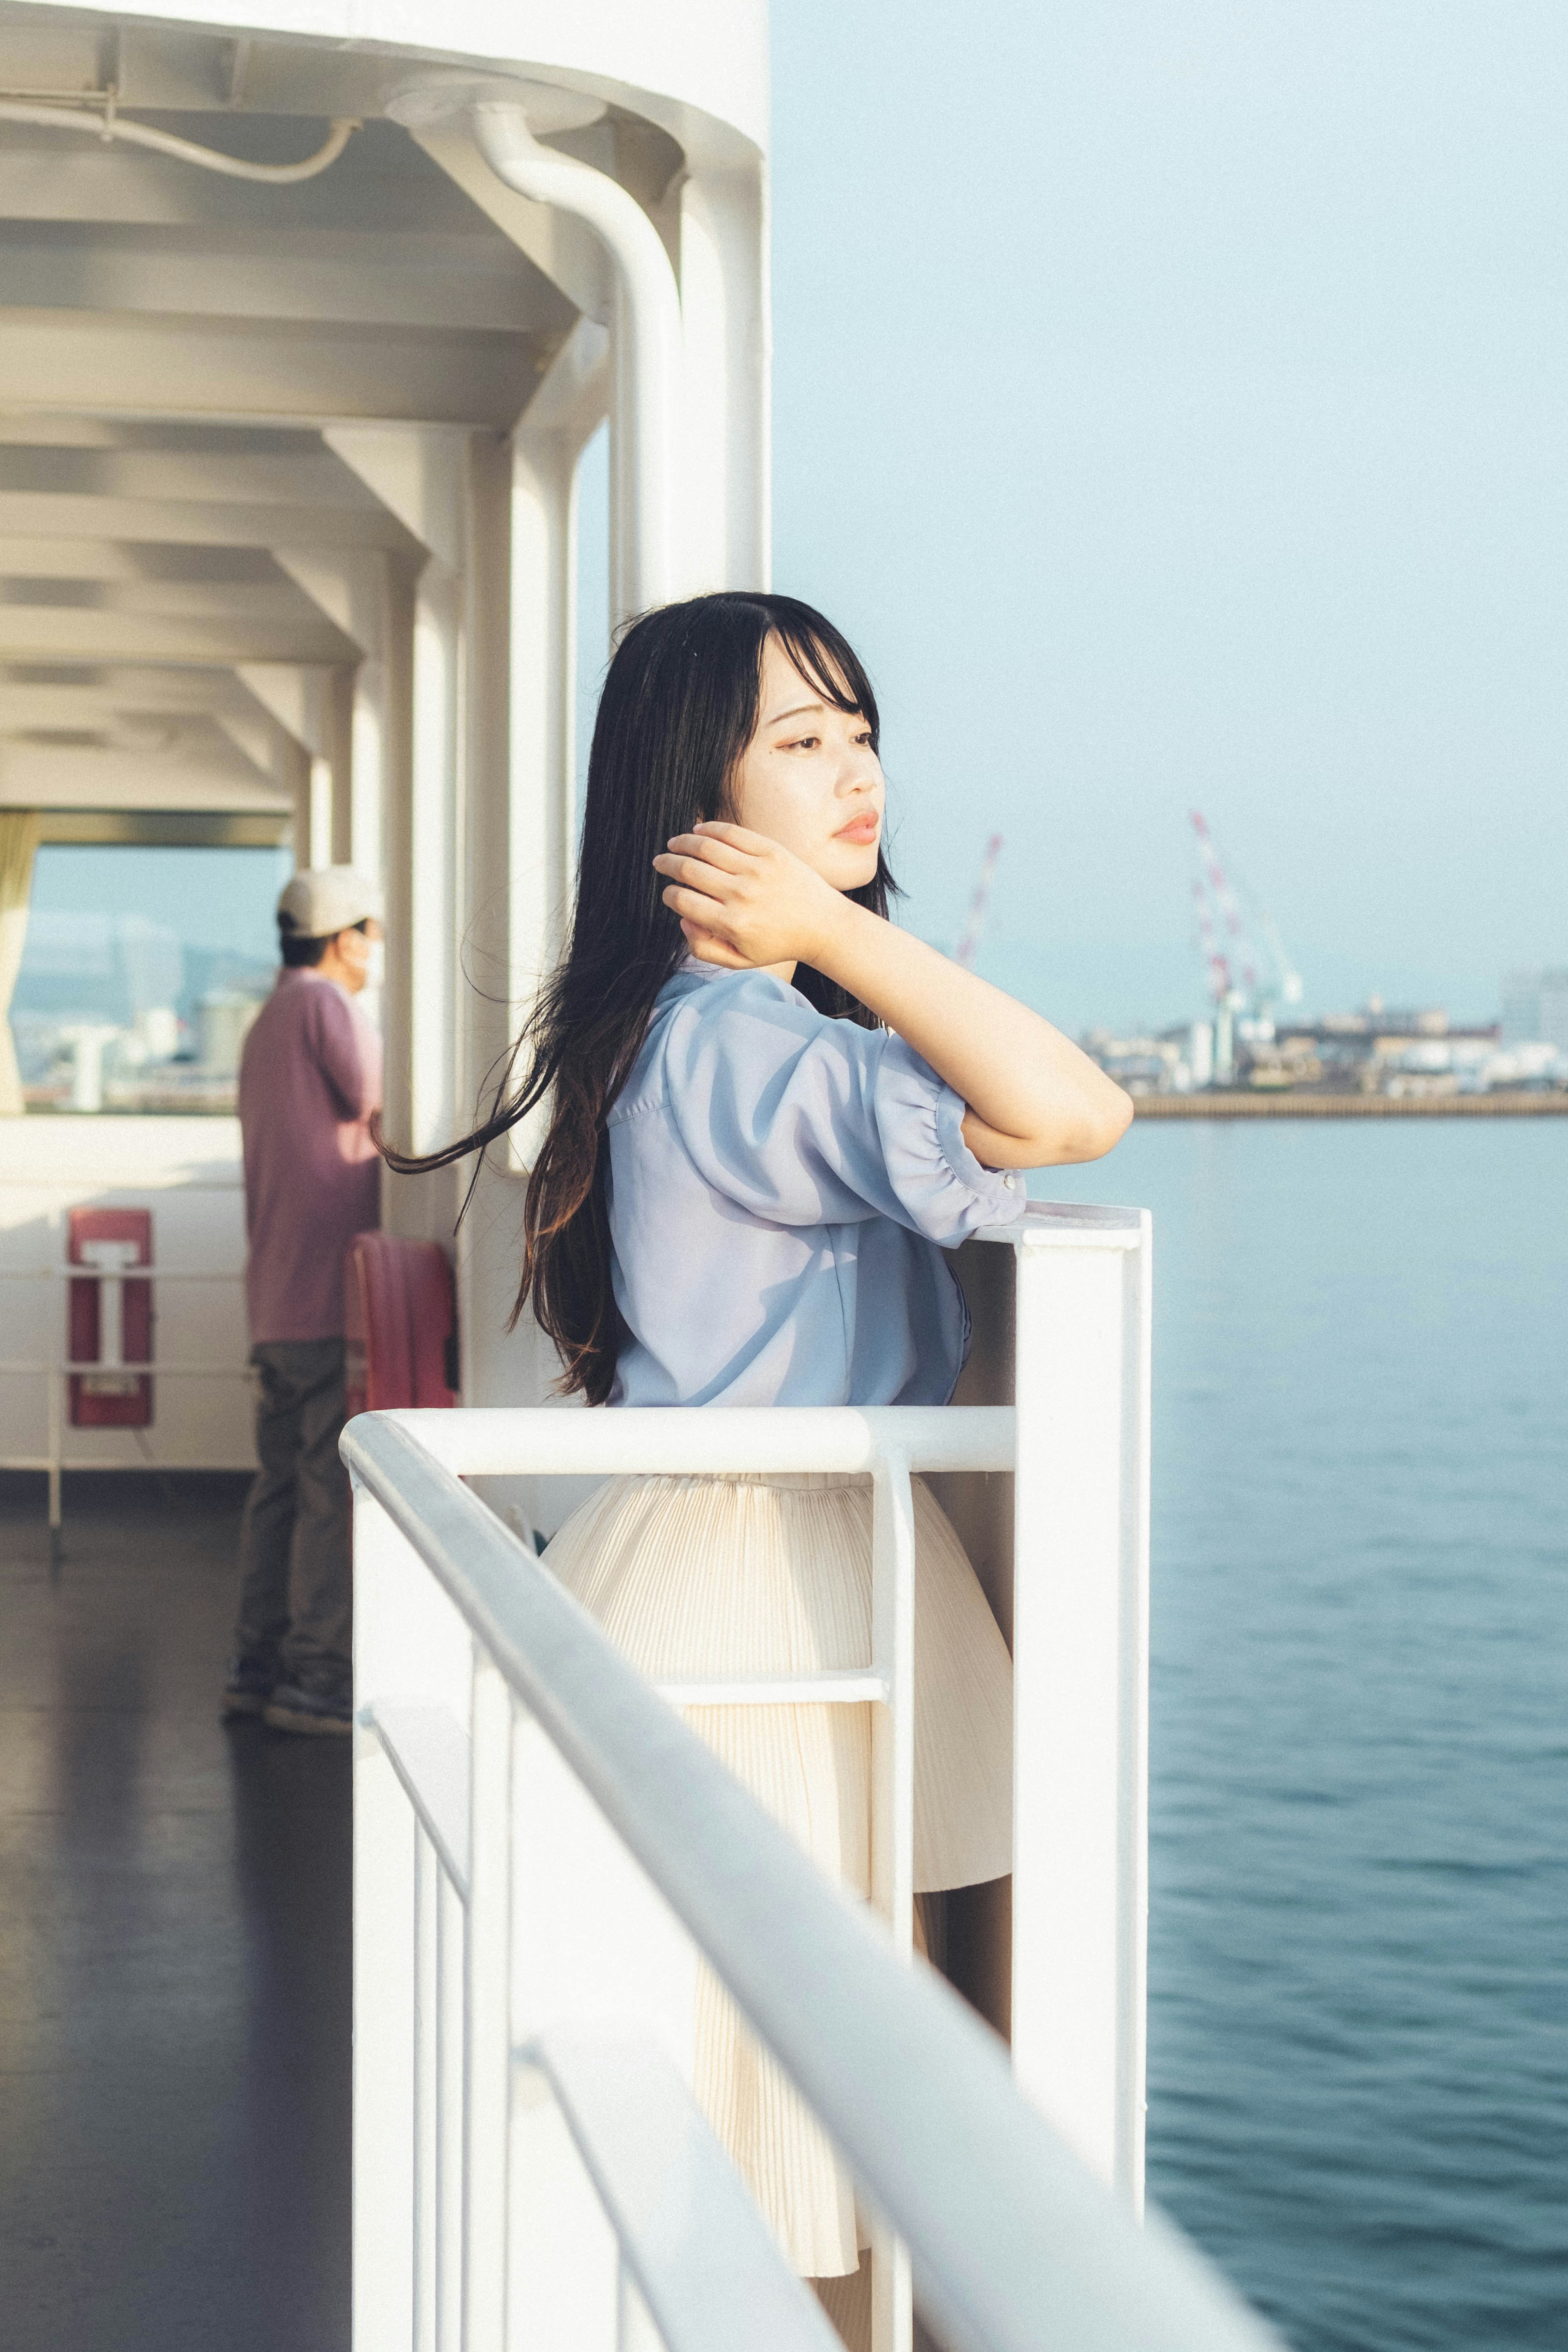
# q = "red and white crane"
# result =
<box><xmin>954</xmin><ymin>832</ymin><xmax>1003</xmax><ymax>970</ymax></box>
<box><xmin>1189</xmin><ymin>810</ymin><xmax>1302</xmax><ymax>1015</ymax></box>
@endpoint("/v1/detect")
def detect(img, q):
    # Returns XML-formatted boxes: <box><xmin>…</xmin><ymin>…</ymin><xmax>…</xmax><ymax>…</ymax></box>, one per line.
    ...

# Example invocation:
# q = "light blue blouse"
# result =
<box><xmin>605</xmin><ymin>961</ymin><xmax>1026</xmax><ymax>1407</ymax></box>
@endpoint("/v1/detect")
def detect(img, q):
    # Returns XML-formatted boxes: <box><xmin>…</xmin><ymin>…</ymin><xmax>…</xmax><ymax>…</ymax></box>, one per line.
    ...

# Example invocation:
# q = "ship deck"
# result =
<box><xmin>0</xmin><ymin>1469</ymin><xmax>350</xmax><ymax>2352</ymax></box>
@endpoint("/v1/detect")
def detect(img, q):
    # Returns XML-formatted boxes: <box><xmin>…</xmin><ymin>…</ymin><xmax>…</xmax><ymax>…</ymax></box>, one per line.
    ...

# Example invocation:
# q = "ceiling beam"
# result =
<box><xmin>0</xmin><ymin>572</ymin><xmax>360</xmax><ymax>646</ymax></box>
<box><xmin>234</xmin><ymin>663</ymin><xmax>340</xmax><ymax>760</ymax></box>
<box><xmin>0</xmin><ymin>436</ymin><xmax>399</xmax><ymax>509</ymax></box>
<box><xmin>322</xmin><ymin>426</ymin><xmax>470</xmax><ymax>570</ymax></box>
<box><xmin>35</xmin><ymin>809</ymin><xmax>292</xmax><ymax>847</ymax></box>
<box><xmin>0</xmin><ymin>439</ymin><xmax>423</xmax><ymax>556</ymax></box>
<box><xmin>0</xmin><ymin>535</ymin><xmax>273</xmax><ymax>582</ymax></box>
<box><xmin>0</xmin><ymin>606</ymin><xmax>361</xmax><ymax>664</ymax></box>
<box><xmin>0</xmin><ymin>739</ymin><xmax>294</xmax><ymax>814</ymax></box>
<box><xmin>0</xmin><ymin>665</ymin><xmax>287</xmax><ymax>721</ymax></box>
<box><xmin>0</xmin><ymin>311</ymin><xmax>546</xmax><ymax>430</ymax></box>
<box><xmin>271</xmin><ymin>549</ymin><xmax>387</xmax><ymax>655</ymax></box>
<box><xmin>0</xmin><ymin>225</ymin><xmax>569</xmax><ymax>337</ymax></box>
<box><xmin>0</xmin><ymin>492</ymin><xmax>419</xmax><ymax>552</ymax></box>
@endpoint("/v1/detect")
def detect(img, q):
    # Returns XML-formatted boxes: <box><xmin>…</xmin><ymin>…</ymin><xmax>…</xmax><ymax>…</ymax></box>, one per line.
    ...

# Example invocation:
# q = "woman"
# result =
<box><xmin>392</xmin><ymin>593</ymin><xmax>1130</xmax><ymax>2336</ymax></box>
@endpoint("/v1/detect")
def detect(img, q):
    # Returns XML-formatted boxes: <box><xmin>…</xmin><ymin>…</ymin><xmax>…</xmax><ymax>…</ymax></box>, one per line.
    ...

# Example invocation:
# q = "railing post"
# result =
<box><xmin>414</xmin><ymin>1822</ymin><xmax>440</xmax><ymax>2351</ymax></box>
<box><xmin>438</xmin><ymin>1870</ymin><xmax>466</xmax><ymax>2348</ymax></box>
<box><xmin>465</xmin><ymin>1655</ymin><xmax>515</xmax><ymax>2351</ymax></box>
<box><xmin>352</xmin><ymin>1483</ymin><xmax>419</xmax><ymax>2350</ymax></box>
<box><xmin>870</xmin><ymin>1453</ymin><xmax>916</xmax><ymax>2352</ymax></box>
<box><xmin>506</xmin><ymin>1705</ymin><xmax>698</xmax><ymax>2348</ymax></box>
<box><xmin>1010</xmin><ymin>1216</ymin><xmax>1152</xmax><ymax>2206</ymax></box>
<box><xmin>869</xmin><ymin>1452</ymin><xmax>917</xmax><ymax>1956</ymax></box>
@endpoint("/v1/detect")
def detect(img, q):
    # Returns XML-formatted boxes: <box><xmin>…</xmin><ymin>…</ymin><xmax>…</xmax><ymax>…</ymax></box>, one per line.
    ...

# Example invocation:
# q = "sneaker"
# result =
<box><xmin>221</xmin><ymin>1656</ymin><xmax>277</xmax><ymax>1718</ymax></box>
<box><xmin>263</xmin><ymin>1676</ymin><xmax>352</xmax><ymax>1737</ymax></box>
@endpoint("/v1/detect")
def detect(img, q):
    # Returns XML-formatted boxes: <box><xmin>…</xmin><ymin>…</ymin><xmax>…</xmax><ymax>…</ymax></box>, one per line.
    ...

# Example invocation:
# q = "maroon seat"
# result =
<box><xmin>344</xmin><ymin>1233</ymin><xmax>458</xmax><ymax>1417</ymax></box>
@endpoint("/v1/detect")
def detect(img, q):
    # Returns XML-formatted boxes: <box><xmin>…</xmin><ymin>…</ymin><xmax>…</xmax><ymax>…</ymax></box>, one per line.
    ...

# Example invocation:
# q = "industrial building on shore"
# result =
<box><xmin>1087</xmin><ymin>995</ymin><xmax>1567</xmax><ymax>1105</ymax></box>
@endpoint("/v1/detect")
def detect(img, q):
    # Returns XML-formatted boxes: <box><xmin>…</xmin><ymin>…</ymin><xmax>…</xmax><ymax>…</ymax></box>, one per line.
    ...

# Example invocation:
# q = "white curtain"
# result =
<box><xmin>0</xmin><ymin>812</ymin><xmax>41</xmax><ymax>1117</ymax></box>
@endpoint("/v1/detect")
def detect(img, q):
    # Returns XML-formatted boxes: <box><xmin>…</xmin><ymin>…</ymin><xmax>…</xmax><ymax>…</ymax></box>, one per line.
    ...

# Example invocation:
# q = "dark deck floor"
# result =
<box><xmin>0</xmin><ymin>1469</ymin><xmax>350</xmax><ymax>2352</ymax></box>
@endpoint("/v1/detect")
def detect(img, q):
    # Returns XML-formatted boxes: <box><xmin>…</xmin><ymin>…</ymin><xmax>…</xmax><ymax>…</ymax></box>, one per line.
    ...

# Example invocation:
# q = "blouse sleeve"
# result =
<box><xmin>656</xmin><ymin>975</ymin><xmax>1026</xmax><ymax>1244</ymax></box>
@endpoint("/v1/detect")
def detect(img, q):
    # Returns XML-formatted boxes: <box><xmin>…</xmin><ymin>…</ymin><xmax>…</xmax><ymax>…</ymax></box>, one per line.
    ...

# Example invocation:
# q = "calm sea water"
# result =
<box><xmin>1031</xmin><ymin>1121</ymin><xmax>1568</xmax><ymax>2352</ymax></box>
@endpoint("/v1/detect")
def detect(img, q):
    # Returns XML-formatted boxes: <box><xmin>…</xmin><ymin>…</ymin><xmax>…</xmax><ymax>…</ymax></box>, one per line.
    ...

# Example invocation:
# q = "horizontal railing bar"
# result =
<box><xmin>345</xmin><ymin>1413</ymin><xmax>1280</xmax><ymax>2352</ymax></box>
<box><xmin>0</xmin><ymin>1268</ymin><xmax>241</xmax><ymax>1282</ymax></box>
<box><xmin>528</xmin><ymin>2023</ymin><xmax>842</xmax><ymax>2352</ymax></box>
<box><xmin>376</xmin><ymin>1404</ymin><xmax>1012</xmax><ymax>1480</ymax></box>
<box><xmin>0</xmin><ymin>1454</ymin><xmax>251</xmax><ymax>1473</ymax></box>
<box><xmin>367</xmin><ymin>1699</ymin><xmax>472</xmax><ymax>1899</ymax></box>
<box><xmin>657</xmin><ymin>1670</ymin><xmax>888</xmax><ymax>1708</ymax></box>
<box><xmin>980</xmin><ymin>1199</ymin><xmax>1144</xmax><ymax>1234</ymax></box>
<box><xmin>976</xmin><ymin>1200</ymin><xmax>1146</xmax><ymax>1250</ymax></box>
<box><xmin>0</xmin><ymin>1361</ymin><xmax>250</xmax><ymax>1377</ymax></box>
<box><xmin>1016</xmin><ymin>1225</ymin><xmax>1141</xmax><ymax>1252</ymax></box>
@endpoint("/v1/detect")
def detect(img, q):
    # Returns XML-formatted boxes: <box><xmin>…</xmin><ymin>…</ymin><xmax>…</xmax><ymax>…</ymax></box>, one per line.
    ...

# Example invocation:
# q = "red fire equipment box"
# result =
<box><xmin>345</xmin><ymin>1232</ymin><xmax>459</xmax><ymax>1417</ymax></box>
<box><xmin>67</xmin><ymin>1207</ymin><xmax>154</xmax><ymax>1428</ymax></box>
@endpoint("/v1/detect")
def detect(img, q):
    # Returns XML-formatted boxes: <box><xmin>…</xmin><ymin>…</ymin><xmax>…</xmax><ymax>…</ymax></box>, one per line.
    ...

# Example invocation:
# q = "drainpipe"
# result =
<box><xmin>466</xmin><ymin>101</ymin><xmax>682</xmax><ymax>615</ymax></box>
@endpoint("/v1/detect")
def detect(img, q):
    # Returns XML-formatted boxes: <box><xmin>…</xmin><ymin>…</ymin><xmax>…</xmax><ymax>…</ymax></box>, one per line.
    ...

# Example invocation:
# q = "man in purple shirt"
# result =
<box><xmin>222</xmin><ymin>867</ymin><xmax>383</xmax><ymax>1735</ymax></box>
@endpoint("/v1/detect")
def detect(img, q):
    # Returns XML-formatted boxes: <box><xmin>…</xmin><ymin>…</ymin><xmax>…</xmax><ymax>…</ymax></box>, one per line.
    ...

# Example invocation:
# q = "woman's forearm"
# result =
<box><xmin>813</xmin><ymin>898</ymin><xmax>1132</xmax><ymax>1168</ymax></box>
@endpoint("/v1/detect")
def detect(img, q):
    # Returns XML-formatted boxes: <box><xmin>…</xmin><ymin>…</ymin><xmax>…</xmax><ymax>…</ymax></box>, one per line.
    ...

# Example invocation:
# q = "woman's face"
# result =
<box><xmin>727</xmin><ymin>635</ymin><xmax>885</xmax><ymax>892</ymax></box>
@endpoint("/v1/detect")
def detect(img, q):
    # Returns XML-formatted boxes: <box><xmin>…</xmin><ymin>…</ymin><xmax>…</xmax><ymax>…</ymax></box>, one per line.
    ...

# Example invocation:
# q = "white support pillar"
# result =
<box><xmin>450</xmin><ymin>322</ymin><xmax>611</xmax><ymax>1431</ymax></box>
<box><xmin>678</xmin><ymin>165</ymin><xmax>771</xmax><ymax>593</ymax></box>
<box><xmin>452</xmin><ymin>426</ymin><xmax>517</xmax><ymax>1400</ymax></box>
<box><xmin>378</xmin><ymin>556</ymin><xmax>417</xmax><ymax>1177</ymax></box>
<box><xmin>307</xmin><ymin>754</ymin><xmax>333</xmax><ymax>866</ymax></box>
<box><xmin>456</xmin><ymin>431</ymin><xmax>516</xmax><ymax>1135</ymax></box>
<box><xmin>276</xmin><ymin>727</ymin><xmax>312</xmax><ymax>868</ymax></box>
<box><xmin>323</xmin><ymin>428</ymin><xmax>472</xmax><ymax>1191</ymax></box>
<box><xmin>274</xmin><ymin>551</ymin><xmax>397</xmax><ymax>880</ymax></box>
<box><xmin>410</xmin><ymin>556</ymin><xmax>462</xmax><ymax>1156</ymax></box>
<box><xmin>1009</xmin><ymin>1215</ymin><xmax>1152</xmax><ymax>2208</ymax></box>
<box><xmin>505</xmin><ymin>319</ymin><xmax>609</xmax><ymax>1159</ymax></box>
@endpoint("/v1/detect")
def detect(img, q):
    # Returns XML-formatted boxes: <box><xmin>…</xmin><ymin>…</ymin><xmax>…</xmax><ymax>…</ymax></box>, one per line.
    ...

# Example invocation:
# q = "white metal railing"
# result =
<box><xmin>346</xmin><ymin>1205</ymin><xmax>1281</xmax><ymax>2352</ymax></box>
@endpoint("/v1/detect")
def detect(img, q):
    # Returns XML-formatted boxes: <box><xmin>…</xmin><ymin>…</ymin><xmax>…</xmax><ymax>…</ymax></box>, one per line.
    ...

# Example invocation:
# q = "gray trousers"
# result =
<box><xmin>233</xmin><ymin>1338</ymin><xmax>352</xmax><ymax>1689</ymax></box>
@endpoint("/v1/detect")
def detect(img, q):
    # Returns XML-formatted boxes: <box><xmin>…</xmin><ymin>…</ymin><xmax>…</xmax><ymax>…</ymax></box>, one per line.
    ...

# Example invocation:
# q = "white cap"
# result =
<box><xmin>277</xmin><ymin>866</ymin><xmax>383</xmax><ymax>939</ymax></box>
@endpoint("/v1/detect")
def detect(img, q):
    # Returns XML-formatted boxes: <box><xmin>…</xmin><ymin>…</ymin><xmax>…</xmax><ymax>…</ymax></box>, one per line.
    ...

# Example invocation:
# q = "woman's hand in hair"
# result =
<box><xmin>655</xmin><ymin>819</ymin><xmax>1131</xmax><ymax>1168</ymax></box>
<box><xmin>653</xmin><ymin>823</ymin><xmax>843</xmax><ymax>975</ymax></box>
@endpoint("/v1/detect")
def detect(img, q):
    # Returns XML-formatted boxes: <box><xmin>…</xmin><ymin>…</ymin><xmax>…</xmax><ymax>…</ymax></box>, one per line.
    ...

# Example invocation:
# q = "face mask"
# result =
<box><xmin>362</xmin><ymin>938</ymin><xmax>386</xmax><ymax>991</ymax></box>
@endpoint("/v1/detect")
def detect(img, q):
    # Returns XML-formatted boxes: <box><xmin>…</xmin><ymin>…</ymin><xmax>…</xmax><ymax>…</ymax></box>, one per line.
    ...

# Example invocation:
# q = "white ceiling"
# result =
<box><xmin>0</xmin><ymin>8</ymin><xmax>644</xmax><ymax>839</ymax></box>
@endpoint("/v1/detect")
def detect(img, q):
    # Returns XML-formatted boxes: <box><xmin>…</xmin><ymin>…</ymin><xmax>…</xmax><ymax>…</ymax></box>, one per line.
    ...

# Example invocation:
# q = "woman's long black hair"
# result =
<box><xmin>382</xmin><ymin>591</ymin><xmax>895</xmax><ymax>1405</ymax></box>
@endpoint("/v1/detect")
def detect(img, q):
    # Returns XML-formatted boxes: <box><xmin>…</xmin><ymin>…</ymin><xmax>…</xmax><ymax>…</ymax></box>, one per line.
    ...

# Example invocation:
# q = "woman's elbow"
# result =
<box><xmin>1057</xmin><ymin>1081</ymin><xmax>1134</xmax><ymax>1165</ymax></box>
<box><xmin>975</xmin><ymin>1076</ymin><xmax>1133</xmax><ymax>1170</ymax></box>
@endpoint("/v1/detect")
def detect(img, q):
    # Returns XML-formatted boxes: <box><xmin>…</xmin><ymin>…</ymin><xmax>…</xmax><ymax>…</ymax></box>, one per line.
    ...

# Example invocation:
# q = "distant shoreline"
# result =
<box><xmin>1131</xmin><ymin>1090</ymin><xmax>1568</xmax><ymax>1120</ymax></box>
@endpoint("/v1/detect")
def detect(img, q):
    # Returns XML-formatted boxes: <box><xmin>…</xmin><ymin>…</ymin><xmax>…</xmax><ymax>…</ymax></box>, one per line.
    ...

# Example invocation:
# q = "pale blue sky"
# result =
<box><xmin>768</xmin><ymin>0</ymin><xmax>1568</xmax><ymax>1031</ymax></box>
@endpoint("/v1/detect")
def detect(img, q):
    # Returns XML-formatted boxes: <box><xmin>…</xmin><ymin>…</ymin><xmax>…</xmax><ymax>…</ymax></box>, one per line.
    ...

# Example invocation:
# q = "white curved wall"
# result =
<box><xmin>12</xmin><ymin>0</ymin><xmax>769</xmax><ymax>158</ymax></box>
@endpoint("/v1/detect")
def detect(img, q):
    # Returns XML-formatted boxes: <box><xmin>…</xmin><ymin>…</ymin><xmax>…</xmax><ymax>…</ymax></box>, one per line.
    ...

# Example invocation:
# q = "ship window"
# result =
<box><xmin>11</xmin><ymin>844</ymin><xmax>290</xmax><ymax>1115</ymax></box>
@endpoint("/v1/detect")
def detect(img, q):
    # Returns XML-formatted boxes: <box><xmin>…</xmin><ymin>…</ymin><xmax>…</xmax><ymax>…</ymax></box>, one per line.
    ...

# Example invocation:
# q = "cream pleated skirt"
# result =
<box><xmin>541</xmin><ymin>1470</ymin><xmax>1013</xmax><ymax>2280</ymax></box>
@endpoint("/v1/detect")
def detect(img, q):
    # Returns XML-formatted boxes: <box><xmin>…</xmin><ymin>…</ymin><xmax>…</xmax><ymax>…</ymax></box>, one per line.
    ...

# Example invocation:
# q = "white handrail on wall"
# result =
<box><xmin>347</xmin><ymin>1334</ymin><xmax>1281</xmax><ymax>2349</ymax></box>
<box><xmin>0</xmin><ymin>1262</ymin><xmax>252</xmax><ymax>1543</ymax></box>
